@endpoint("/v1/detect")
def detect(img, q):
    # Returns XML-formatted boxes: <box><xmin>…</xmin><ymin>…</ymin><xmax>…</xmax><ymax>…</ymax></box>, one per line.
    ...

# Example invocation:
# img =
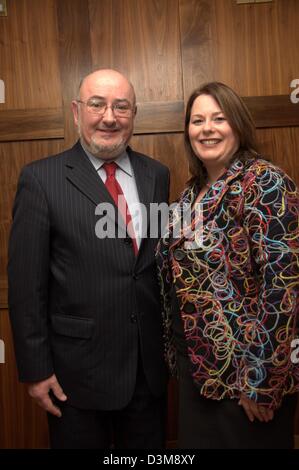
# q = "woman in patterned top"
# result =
<box><xmin>156</xmin><ymin>82</ymin><xmax>299</xmax><ymax>448</ymax></box>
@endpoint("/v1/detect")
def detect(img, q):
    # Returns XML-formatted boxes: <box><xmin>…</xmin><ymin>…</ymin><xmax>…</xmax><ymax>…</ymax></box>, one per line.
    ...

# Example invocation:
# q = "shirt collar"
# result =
<box><xmin>82</xmin><ymin>143</ymin><xmax>133</xmax><ymax>177</ymax></box>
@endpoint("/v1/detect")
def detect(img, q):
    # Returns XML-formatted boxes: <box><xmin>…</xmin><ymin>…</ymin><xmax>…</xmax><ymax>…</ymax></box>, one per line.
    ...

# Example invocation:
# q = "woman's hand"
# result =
<box><xmin>238</xmin><ymin>393</ymin><xmax>274</xmax><ymax>422</ymax></box>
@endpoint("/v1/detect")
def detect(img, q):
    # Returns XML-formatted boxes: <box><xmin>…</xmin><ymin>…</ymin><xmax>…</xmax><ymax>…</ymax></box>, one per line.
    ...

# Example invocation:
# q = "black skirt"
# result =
<box><xmin>177</xmin><ymin>354</ymin><xmax>298</xmax><ymax>449</ymax></box>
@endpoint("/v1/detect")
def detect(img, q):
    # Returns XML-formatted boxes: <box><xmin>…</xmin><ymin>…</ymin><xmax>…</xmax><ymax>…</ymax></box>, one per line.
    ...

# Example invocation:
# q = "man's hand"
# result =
<box><xmin>27</xmin><ymin>374</ymin><xmax>67</xmax><ymax>417</ymax></box>
<box><xmin>238</xmin><ymin>393</ymin><xmax>274</xmax><ymax>423</ymax></box>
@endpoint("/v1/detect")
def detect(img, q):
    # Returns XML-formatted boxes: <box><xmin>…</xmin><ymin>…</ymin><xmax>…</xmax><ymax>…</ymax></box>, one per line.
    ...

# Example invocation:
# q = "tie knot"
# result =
<box><xmin>103</xmin><ymin>161</ymin><xmax>118</xmax><ymax>178</ymax></box>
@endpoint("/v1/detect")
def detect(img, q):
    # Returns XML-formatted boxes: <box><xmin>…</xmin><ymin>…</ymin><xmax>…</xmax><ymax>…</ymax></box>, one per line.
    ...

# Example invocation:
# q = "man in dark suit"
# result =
<box><xmin>8</xmin><ymin>69</ymin><xmax>170</xmax><ymax>449</ymax></box>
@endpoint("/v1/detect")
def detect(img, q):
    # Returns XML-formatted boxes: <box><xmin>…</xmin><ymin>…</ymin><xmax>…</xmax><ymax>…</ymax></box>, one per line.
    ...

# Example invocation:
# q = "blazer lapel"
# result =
<box><xmin>128</xmin><ymin>148</ymin><xmax>155</xmax><ymax>252</ymax></box>
<box><xmin>65</xmin><ymin>141</ymin><xmax>127</xmax><ymax>234</ymax></box>
<box><xmin>128</xmin><ymin>148</ymin><xmax>154</xmax><ymax>208</ymax></box>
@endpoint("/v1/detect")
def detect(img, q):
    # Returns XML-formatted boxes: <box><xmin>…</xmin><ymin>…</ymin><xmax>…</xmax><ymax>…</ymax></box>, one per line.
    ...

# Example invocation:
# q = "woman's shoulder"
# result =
<box><xmin>243</xmin><ymin>157</ymin><xmax>297</xmax><ymax>191</ymax></box>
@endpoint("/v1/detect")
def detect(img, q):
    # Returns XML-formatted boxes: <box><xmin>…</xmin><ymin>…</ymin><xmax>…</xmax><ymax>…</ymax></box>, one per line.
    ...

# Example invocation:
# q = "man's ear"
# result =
<box><xmin>71</xmin><ymin>100</ymin><xmax>79</xmax><ymax>126</ymax></box>
<box><xmin>134</xmin><ymin>105</ymin><xmax>137</xmax><ymax>117</ymax></box>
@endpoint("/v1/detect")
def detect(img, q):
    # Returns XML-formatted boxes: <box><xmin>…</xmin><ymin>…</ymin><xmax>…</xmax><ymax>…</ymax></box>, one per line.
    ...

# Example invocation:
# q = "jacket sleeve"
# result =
<box><xmin>242</xmin><ymin>166</ymin><xmax>299</xmax><ymax>409</ymax></box>
<box><xmin>7</xmin><ymin>165</ymin><xmax>54</xmax><ymax>382</ymax></box>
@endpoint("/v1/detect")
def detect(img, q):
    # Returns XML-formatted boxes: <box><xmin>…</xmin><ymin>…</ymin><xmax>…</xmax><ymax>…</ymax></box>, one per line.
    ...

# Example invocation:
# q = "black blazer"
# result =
<box><xmin>8</xmin><ymin>141</ymin><xmax>170</xmax><ymax>410</ymax></box>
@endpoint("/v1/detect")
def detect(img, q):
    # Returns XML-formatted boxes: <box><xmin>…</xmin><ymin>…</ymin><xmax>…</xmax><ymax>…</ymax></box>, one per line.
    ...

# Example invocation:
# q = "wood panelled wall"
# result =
<box><xmin>0</xmin><ymin>0</ymin><xmax>298</xmax><ymax>448</ymax></box>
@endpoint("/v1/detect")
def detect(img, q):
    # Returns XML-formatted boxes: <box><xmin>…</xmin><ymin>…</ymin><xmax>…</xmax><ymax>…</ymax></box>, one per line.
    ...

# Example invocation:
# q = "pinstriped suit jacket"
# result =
<box><xmin>8</xmin><ymin>141</ymin><xmax>170</xmax><ymax>410</ymax></box>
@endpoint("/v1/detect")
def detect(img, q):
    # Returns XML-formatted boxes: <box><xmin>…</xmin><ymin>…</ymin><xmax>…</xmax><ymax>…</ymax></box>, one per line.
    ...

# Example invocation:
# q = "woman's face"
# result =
<box><xmin>188</xmin><ymin>94</ymin><xmax>239</xmax><ymax>169</ymax></box>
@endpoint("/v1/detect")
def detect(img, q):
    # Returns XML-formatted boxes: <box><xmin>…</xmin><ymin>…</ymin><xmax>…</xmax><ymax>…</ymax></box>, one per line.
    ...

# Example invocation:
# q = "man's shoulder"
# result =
<box><xmin>22</xmin><ymin>142</ymin><xmax>79</xmax><ymax>174</ymax></box>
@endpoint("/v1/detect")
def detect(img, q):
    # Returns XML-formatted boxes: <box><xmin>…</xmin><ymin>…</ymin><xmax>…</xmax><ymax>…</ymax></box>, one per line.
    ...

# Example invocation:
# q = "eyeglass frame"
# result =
<box><xmin>75</xmin><ymin>97</ymin><xmax>135</xmax><ymax>117</ymax></box>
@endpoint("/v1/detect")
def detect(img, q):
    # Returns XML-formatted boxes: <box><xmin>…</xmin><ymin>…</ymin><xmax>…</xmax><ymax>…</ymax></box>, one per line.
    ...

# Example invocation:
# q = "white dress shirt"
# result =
<box><xmin>83</xmin><ymin>147</ymin><xmax>142</xmax><ymax>247</ymax></box>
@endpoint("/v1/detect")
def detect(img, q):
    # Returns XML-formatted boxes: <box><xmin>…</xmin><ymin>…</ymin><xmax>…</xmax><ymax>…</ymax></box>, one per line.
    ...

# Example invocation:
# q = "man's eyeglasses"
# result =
<box><xmin>76</xmin><ymin>99</ymin><xmax>133</xmax><ymax>117</ymax></box>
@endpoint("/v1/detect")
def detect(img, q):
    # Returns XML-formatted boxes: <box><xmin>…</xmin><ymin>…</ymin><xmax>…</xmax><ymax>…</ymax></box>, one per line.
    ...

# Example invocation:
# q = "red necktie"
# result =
<box><xmin>103</xmin><ymin>162</ymin><xmax>138</xmax><ymax>255</ymax></box>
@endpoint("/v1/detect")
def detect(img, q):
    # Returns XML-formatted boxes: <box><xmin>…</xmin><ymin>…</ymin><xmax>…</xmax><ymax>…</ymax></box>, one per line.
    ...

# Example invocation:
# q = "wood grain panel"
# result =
<box><xmin>56</xmin><ymin>0</ymin><xmax>92</xmax><ymax>148</ymax></box>
<box><xmin>243</xmin><ymin>95</ymin><xmax>299</xmax><ymax>128</ymax></box>
<box><xmin>0</xmin><ymin>309</ymin><xmax>49</xmax><ymax>448</ymax></box>
<box><xmin>134</xmin><ymin>96</ymin><xmax>299</xmax><ymax>134</ymax></box>
<box><xmin>0</xmin><ymin>281</ymin><xmax>8</xmax><ymax>309</ymax></box>
<box><xmin>0</xmin><ymin>108</ymin><xmax>64</xmax><ymax>142</ymax></box>
<box><xmin>180</xmin><ymin>0</ymin><xmax>299</xmax><ymax>99</ymax></box>
<box><xmin>211</xmin><ymin>0</ymin><xmax>282</xmax><ymax>95</ymax></box>
<box><xmin>131</xmin><ymin>133</ymin><xmax>188</xmax><ymax>202</ymax></box>
<box><xmin>89</xmin><ymin>0</ymin><xmax>183</xmax><ymax>103</ymax></box>
<box><xmin>179</xmin><ymin>0</ymin><xmax>217</xmax><ymax>100</ymax></box>
<box><xmin>0</xmin><ymin>139</ymin><xmax>64</xmax><ymax>195</ymax></box>
<box><xmin>0</xmin><ymin>0</ymin><xmax>61</xmax><ymax>109</ymax></box>
<box><xmin>257</xmin><ymin>126</ymin><xmax>299</xmax><ymax>185</ymax></box>
<box><xmin>134</xmin><ymin>101</ymin><xmax>184</xmax><ymax>134</ymax></box>
<box><xmin>0</xmin><ymin>96</ymin><xmax>297</xmax><ymax>144</ymax></box>
<box><xmin>275</xmin><ymin>0</ymin><xmax>299</xmax><ymax>91</ymax></box>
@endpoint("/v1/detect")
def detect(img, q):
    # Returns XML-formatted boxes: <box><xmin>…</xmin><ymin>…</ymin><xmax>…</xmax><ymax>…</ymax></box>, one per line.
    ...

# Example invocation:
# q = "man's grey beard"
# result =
<box><xmin>88</xmin><ymin>137</ymin><xmax>126</xmax><ymax>159</ymax></box>
<box><xmin>77</xmin><ymin>123</ymin><xmax>127</xmax><ymax>159</ymax></box>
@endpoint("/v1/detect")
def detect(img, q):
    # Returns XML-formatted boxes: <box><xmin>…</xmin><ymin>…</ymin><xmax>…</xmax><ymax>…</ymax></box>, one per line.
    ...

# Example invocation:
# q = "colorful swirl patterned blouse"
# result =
<box><xmin>156</xmin><ymin>157</ymin><xmax>299</xmax><ymax>409</ymax></box>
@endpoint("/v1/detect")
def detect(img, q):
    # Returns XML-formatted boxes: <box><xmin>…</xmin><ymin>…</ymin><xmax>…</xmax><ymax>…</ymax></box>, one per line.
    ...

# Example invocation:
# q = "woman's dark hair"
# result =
<box><xmin>184</xmin><ymin>82</ymin><xmax>259</xmax><ymax>186</ymax></box>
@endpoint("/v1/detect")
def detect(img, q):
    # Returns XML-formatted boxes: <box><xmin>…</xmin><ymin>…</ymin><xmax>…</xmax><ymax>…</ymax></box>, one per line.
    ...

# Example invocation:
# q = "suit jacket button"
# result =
<box><xmin>174</xmin><ymin>249</ymin><xmax>185</xmax><ymax>261</ymax></box>
<box><xmin>130</xmin><ymin>314</ymin><xmax>137</xmax><ymax>323</ymax></box>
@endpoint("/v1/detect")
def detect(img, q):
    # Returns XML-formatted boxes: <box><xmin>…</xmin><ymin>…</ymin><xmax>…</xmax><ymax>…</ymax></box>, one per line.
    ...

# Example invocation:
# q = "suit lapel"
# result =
<box><xmin>128</xmin><ymin>148</ymin><xmax>155</xmax><ymax>252</ymax></box>
<box><xmin>65</xmin><ymin>141</ymin><xmax>112</xmax><ymax>205</ymax></box>
<box><xmin>128</xmin><ymin>148</ymin><xmax>154</xmax><ymax>209</ymax></box>
<box><xmin>65</xmin><ymin>141</ymin><xmax>127</xmax><ymax>234</ymax></box>
<box><xmin>65</xmin><ymin>142</ymin><xmax>156</xmax><ymax>250</ymax></box>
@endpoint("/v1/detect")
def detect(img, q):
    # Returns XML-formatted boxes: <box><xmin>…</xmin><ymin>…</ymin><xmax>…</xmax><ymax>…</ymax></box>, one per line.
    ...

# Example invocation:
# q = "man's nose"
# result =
<box><xmin>101</xmin><ymin>106</ymin><xmax>116</xmax><ymax>125</ymax></box>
